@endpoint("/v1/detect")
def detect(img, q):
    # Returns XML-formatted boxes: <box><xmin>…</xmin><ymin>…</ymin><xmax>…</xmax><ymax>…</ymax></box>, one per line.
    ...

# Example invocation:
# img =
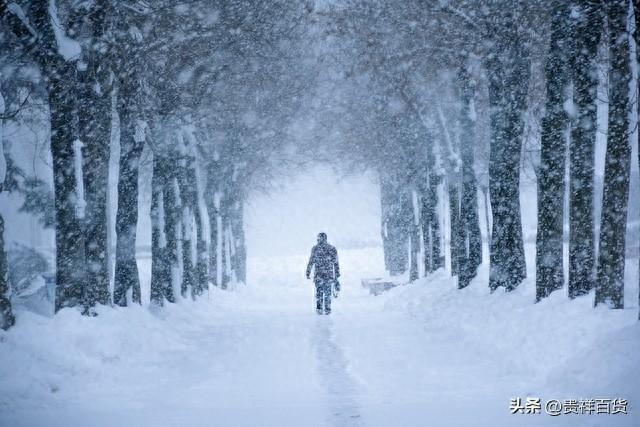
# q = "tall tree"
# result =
<box><xmin>76</xmin><ymin>0</ymin><xmax>112</xmax><ymax>308</ymax></box>
<box><xmin>2</xmin><ymin>1</ymin><xmax>91</xmax><ymax>312</ymax></box>
<box><xmin>422</xmin><ymin>141</ymin><xmax>443</xmax><ymax>273</ymax></box>
<box><xmin>112</xmin><ymin>87</ymin><xmax>144</xmax><ymax>306</ymax></box>
<box><xmin>175</xmin><ymin>129</ymin><xmax>196</xmax><ymax>298</ymax></box>
<box><xmin>409</xmin><ymin>214</ymin><xmax>420</xmax><ymax>281</ymax></box>
<box><xmin>568</xmin><ymin>0</ymin><xmax>603</xmax><ymax>298</ymax></box>
<box><xmin>595</xmin><ymin>0</ymin><xmax>631</xmax><ymax>308</ymax></box>
<box><xmin>536</xmin><ymin>1</ymin><xmax>570</xmax><ymax>301</ymax></box>
<box><xmin>634</xmin><ymin>0</ymin><xmax>640</xmax><ymax>320</ymax></box>
<box><xmin>113</xmin><ymin>10</ymin><xmax>148</xmax><ymax>306</ymax></box>
<box><xmin>380</xmin><ymin>170</ymin><xmax>412</xmax><ymax>276</ymax></box>
<box><xmin>448</xmin><ymin>175</ymin><xmax>461</xmax><ymax>276</ymax></box>
<box><xmin>229</xmin><ymin>183</ymin><xmax>247</xmax><ymax>284</ymax></box>
<box><xmin>456</xmin><ymin>61</ymin><xmax>483</xmax><ymax>289</ymax></box>
<box><xmin>186</xmin><ymin>138</ymin><xmax>209</xmax><ymax>295</ymax></box>
<box><xmin>0</xmin><ymin>87</ymin><xmax>15</xmax><ymax>330</ymax></box>
<box><xmin>0</xmin><ymin>211</ymin><xmax>13</xmax><ymax>330</ymax></box>
<box><xmin>37</xmin><ymin>4</ymin><xmax>89</xmax><ymax>312</ymax></box>
<box><xmin>485</xmin><ymin>12</ymin><xmax>530</xmax><ymax>292</ymax></box>
<box><xmin>150</xmin><ymin>152</ymin><xmax>174</xmax><ymax>306</ymax></box>
<box><xmin>203</xmin><ymin>150</ymin><xmax>221</xmax><ymax>288</ymax></box>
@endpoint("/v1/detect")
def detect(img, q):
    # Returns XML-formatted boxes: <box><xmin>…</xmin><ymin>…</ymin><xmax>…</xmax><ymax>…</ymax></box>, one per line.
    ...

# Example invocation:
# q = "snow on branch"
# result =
<box><xmin>48</xmin><ymin>0</ymin><xmax>81</xmax><ymax>62</ymax></box>
<box><xmin>135</xmin><ymin>120</ymin><xmax>148</xmax><ymax>143</ymax></box>
<box><xmin>6</xmin><ymin>2</ymin><xmax>38</xmax><ymax>38</ymax></box>
<box><xmin>436</xmin><ymin>105</ymin><xmax>461</xmax><ymax>172</ymax></box>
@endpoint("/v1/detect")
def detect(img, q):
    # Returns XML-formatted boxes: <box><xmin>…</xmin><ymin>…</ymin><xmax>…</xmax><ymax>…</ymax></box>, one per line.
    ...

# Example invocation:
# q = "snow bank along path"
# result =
<box><xmin>0</xmin><ymin>248</ymin><xmax>638</xmax><ymax>427</ymax></box>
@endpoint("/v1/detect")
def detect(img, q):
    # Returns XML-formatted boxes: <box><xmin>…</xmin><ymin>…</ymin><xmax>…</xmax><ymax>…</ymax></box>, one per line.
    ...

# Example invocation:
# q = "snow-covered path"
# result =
<box><xmin>1</xmin><ymin>248</ymin><xmax>639</xmax><ymax>427</ymax></box>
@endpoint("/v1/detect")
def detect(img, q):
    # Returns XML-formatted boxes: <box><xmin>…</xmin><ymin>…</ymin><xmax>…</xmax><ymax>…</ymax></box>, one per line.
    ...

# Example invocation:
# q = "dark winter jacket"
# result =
<box><xmin>306</xmin><ymin>243</ymin><xmax>340</xmax><ymax>281</ymax></box>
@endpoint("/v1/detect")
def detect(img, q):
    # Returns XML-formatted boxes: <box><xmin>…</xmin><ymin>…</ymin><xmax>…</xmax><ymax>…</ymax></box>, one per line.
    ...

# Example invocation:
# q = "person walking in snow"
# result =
<box><xmin>306</xmin><ymin>232</ymin><xmax>340</xmax><ymax>315</ymax></box>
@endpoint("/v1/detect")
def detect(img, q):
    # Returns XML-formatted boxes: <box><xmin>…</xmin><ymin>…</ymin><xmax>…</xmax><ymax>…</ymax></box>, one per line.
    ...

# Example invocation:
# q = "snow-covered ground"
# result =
<box><xmin>0</xmin><ymin>245</ymin><xmax>638</xmax><ymax>427</ymax></box>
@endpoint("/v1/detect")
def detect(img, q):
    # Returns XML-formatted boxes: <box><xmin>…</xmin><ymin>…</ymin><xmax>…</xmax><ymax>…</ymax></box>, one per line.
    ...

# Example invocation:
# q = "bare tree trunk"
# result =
<box><xmin>481</xmin><ymin>185</ymin><xmax>492</xmax><ymax>249</ymax></box>
<box><xmin>221</xmin><ymin>221</ymin><xmax>231</xmax><ymax>289</ymax></box>
<box><xmin>0</xmin><ymin>214</ymin><xmax>14</xmax><ymax>330</ymax></box>
<box><xmin>176</xmin><ymin>142</ymin><xmax>195</xmax><ymax>299</ymax></box>
<box><xmin>595</xmin><ymin>0</ymin><xmax>631</xmax><ymax>309</ymax></box>
<box><xmin>150</xmin><ymin>158</ymin><xmax>167</xmax><ymax>306</ymax></box>
<box><xmin>536</xmin><ymin>1</ymin><xmax>569</xmax><ymax>301</ymax></box>
<box><xmin>457</xmin><ymin>63</ymin><xmax>483</xmax><ymax>289</ymax></box>
<box><xmin>380</xmin><ymin>178</ymin><xmax>393</xmax><ymax>272</ymax></box>
<box><xmin>220</xmin><ymin>187</ymin><xmax>231</xmax><ymax>289</ymax></box>
<box><xmin>79</xmin><ymin>0</ymin><xmax>112</xmax><ymax>310</ymax></box>
<box><xmin>150</xmin><ymin>152</ymin><xmax>174</xmax><ymax>305</ymax></box>
<box><xmin>635</xmin><ymin>0</ymin><xmax>640</xmax><ymax>320</ymax></box>
<box><xmin>4</xmin><ymin>2</ymin><xmax>89</xmax><ymax>312</ymax></box>
<box><xmin>420</xmin><ymin>143</ymin><xmax>443</xmax><ymax>273</ymax></box>
<box><xmin>50</xmin><ymin>65</ymin><xmax>88</xmax><ymax>312</ymax></box>
<box><xmin>232</xmin><ymin>200</ymin><xmax>247</xmax><ymax>284</ymax></box>
<box><xmin>113</xmin><ymin>91</ymin><xmax>144</xmax><ymax>306</ymax></box>
<box><xmin>389</xmin><ymin>199</ymin><xmax>411</xmax><ymax>276</ymax></box>
<box><xmin>191</xmin><ymin>163</ymin><xmax>208</xmax><ymax>295</ymax></box>
<box><xmin>485</xmin><ymin>17</ymin><xmax>529</xmax><ymax>292</ymax></box>
<box><xmin>379</xmin><ymin>171</ymin><xmax>411</xmax><ymax>276</ymax></box>
<box><xmin>0</xmin><ymin>87</ymin><xmax>15</xmax><ymax>329</ymax></box>
<box><xmin>448</xmin><ymin>178</ymin><xmax>460</xmax><ymax>276</ymax></box>
<box><xmin>409</xmin><ymin>200</ymin><xmax>420</xmax><ymax>281</ymax></box>
<box><xmin>77</xmin><ymin>15</ymin><xmax>112</xmax><ymax>308</ymax></box>
<box><xmin>166</xmin><ymin>174</ymin><xmax>181</xmax><ymax>300</ymax></box>
<box><xmin>205</xmin><ymin>171</ymin><xmax>219</xmax><ymax>288</ymax></box>
<box><xmin>419</xmin><ymin>186</ymin><xmax>433</xmax><ymax>273</ymax></box>
<box><xmin>568</xmin><ymin>0</ymin><xmax>603</xmax><ymax>298</ymax></box>
<box><xmin>78</xmin><ymin>82</ymin><xmax>111</xmax><ymax>308</ymax></box>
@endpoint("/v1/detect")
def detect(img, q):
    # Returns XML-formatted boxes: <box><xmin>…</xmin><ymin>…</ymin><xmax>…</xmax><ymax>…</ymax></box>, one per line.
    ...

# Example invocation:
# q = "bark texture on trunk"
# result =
<box><xmin>456</xmin><ymin>64</ymin><xmax>482</xmax><ymax>289</ymax></box>
<box><xmin>0</xmin><ymin>214</ymin><xmax>15</xmax><ymax>330</ymax></box>
<box><xmin>113</xmin><ymin>91</ymin><xmax>144</xmax><ymax>306</ymax></box>
<box><xmin>486</xmin><ymin>18</ymin><xmax>529</xmax><ymax>292</ymax></box>
<box><xmin>150</xmin><ymin>153</ymin><xmax>175</xmax><ymax>305</ymax></box>
<box><xmin>568</xmin><ymin>0</ymin><xmax>602</xmax><ymax>298</ymax></box>
<box><xmin>536</xmin><ymin>1</ymin><xmax>569</xmax><ymax>301</ymax></box>
<box><xmin>420</xmin><ymin>143</ymin><xmax>443</xmax><ymax>274</ymax></box>
<box><xmin>50</xmin><ymin>66</ymin><xmax>88</xmax><ymax>312</ymax></box>
<box><xmin>78</xmin><ymin>52</ymin><xmax>111</xmax><ymax>307</ymax></box>
<box><xmin>595</xmin><ymin>0</ymin><xmax>631</xmax><ymax>309</ymax></box>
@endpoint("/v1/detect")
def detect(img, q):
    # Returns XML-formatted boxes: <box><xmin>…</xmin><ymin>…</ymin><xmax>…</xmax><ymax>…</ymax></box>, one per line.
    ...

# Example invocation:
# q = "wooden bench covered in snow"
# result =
<box><xmin>361</xmin><ymin>278</ymin><xmax>407</xmax><ymax>296</ymax></box>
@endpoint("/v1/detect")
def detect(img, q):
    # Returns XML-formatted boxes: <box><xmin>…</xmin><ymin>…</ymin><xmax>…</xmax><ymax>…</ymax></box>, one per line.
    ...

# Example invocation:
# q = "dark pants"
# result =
<box><xmin>315</xmin><ymin>278</ymin><xmax>332</xmax><ymax>314</ymax></box>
